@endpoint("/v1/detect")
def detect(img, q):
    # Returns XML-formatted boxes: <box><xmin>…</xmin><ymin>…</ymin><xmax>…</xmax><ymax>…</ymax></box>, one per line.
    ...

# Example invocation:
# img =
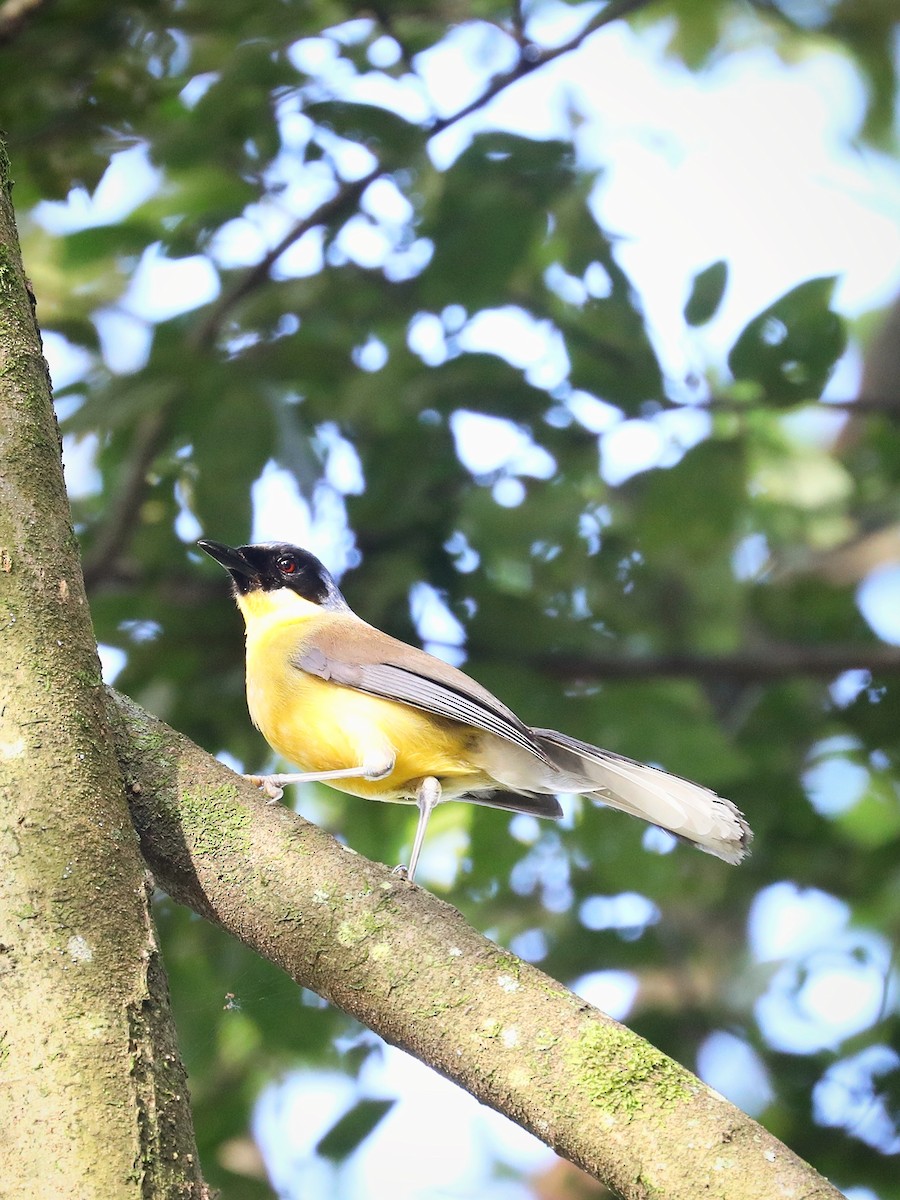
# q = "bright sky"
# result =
<box><xmin>34</xmin><ymin>6</ymin><xmax>900</xmax><ymax>1194</ymax></box>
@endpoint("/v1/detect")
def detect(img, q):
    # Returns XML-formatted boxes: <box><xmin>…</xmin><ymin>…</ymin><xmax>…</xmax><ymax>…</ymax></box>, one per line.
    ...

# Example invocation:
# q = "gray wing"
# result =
<box><xmin>295</xmin><ymin>639</ymin><xmax>549</xmax><ymax>764</ymax></box>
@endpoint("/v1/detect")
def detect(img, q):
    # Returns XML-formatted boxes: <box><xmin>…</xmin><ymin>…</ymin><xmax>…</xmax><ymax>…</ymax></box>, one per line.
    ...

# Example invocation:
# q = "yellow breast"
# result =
<box><xmin>242</xmin><ymin>603</ymin><xmax>488</xmax><ymax>801</ymax></box>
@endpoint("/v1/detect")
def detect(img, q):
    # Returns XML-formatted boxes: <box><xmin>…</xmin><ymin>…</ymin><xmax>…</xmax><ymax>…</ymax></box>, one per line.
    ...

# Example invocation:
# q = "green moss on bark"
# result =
<box><xmin>568</xmin><ymin>1021</ymin><xmax>694</xmax><ymax>1120</ymax></box>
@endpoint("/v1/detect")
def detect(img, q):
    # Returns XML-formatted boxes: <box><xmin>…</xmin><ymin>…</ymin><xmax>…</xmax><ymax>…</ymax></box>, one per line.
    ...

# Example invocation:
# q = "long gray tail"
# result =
<box><xmin>533</xmin><ymin>728</ymin><xmax>752</xmax><ymax>864</ymax></box>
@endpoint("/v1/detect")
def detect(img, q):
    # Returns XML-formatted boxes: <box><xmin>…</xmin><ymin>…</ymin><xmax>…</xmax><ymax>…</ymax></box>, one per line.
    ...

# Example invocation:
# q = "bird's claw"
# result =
<box><xmin>244</xmin><ymin>774</ymin><xmax>284</xmax><ymax>803</ymax></box>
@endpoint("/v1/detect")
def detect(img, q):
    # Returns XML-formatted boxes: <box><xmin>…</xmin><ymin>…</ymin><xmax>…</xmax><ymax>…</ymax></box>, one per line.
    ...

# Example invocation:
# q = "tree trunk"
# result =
<box><xmin>0</xmin><ymin>142</ymin><xmax>208</xmax><ymax>1200</ymax></box>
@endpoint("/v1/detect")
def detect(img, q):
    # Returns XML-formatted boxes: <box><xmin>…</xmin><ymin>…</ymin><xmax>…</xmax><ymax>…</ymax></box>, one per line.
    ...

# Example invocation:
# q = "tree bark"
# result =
<box><xmin>108</xmin><ymin>688</ymin><xmax>844</xmax><ymax>1200</ymax></box>
<box><xmin>0</xmin><ymin>143</ymin><xmax>207</xmax><ymax>1199</ymax></box>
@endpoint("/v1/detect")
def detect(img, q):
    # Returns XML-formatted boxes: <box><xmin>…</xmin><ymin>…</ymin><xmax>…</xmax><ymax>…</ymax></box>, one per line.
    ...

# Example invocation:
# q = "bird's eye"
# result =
<box><xmin>277</xmin><ymin>555</ymin><xmax>298</xmax><ymax>576</ymax></box>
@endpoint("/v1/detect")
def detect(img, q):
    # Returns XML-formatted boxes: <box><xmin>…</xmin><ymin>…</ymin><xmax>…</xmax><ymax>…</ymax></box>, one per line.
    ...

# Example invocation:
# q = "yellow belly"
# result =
<box><xmin>245</xmin><ymin>621</ymin><xmax>488</xmax><ymax>801</ymax></box>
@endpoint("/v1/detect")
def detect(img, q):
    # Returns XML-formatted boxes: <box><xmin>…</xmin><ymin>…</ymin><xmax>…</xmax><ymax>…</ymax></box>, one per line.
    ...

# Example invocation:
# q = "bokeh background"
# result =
<box><xmin>4</xmin><ymin>0</ymin><xmax>900</xmax><ymax>1196</ymax></box>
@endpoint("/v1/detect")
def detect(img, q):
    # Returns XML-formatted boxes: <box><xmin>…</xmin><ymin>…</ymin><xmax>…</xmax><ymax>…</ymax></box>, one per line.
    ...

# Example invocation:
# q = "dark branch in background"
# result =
<box><xmin>83</xmin><ymin>114</ymin><xmax>374</xmax><ymax>582</ymax></box>
<box><xmin>510</xmin><ymin>0</ymin><xmax>527</xmax><ymax>44</ymax></box>
<box><xmin>191</xmin><ymin>166</ymin><xmax>382</xmax><ymax>351</ymax></box>
<box><xmin>533</xmin><ymin>643</ymin><xmax>900</xmax><ymax>683</ymax></box>
<box><xmin>430</xmin><ymin>0</ymin><xmax>652</xmax><ymax>136</ymax></box>
<box><xmin>81</xmin><ymin>408</ymin><xmax>170</xmax><ymax>590</ymax></box>
<box><xmin>675</xmin><ymin>394</ymin><xmax>900</xmax><ymax>418</ymax></box>
<box><xmin>370</xmin><ymin>4</ymin><xmax>419</xmax><ymax>76</ymax></box>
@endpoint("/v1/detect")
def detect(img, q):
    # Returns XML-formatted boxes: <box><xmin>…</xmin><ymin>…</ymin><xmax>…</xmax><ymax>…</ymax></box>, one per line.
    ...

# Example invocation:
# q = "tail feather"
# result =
<box><xmin>533</xmin><ymin>728</ymin><xmax>751</xmax><ymax>865</ymax></box>
<box><xmin>466</xmin><ymin>789</ymin><xmax>564</xmax><ymax>819</ymax></box>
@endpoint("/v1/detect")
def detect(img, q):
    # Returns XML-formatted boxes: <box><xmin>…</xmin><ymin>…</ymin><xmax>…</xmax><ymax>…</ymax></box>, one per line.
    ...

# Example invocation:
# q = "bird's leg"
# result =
<box><xmin>393</xmin><ymin>776</ymin><xmax>442</xmax><ymax>883</ymax></box>
<box><xmin>245</xmin><ymin>751</ymin><xmax>395</xmax><ymax>803</ymax></box>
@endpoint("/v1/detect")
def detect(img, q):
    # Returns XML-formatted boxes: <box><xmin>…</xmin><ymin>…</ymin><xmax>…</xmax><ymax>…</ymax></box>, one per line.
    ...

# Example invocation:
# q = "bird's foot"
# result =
<box><xmin>244</xmin><ymin>774</ymin><xmax>284</xmax><ymax>803</ymax></box>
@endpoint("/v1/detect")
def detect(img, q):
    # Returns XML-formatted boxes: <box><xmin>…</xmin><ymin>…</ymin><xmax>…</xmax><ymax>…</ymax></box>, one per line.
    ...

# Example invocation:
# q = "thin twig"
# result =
<box><xmin>81</xmin><ymin>408</ymin><xmax>170</xmax><ymax>589</ymax></box>
<box><xmin>430</xmin><ymin>0</ymin><xmax>652</xmax><ymax>136</ymax></box>
<box><xmin>369</xmin><ymin>4</ymin><xmax>420</xmax><ymax>76</ymax></box>
<box><xmin>671</xmin><ymin>394</ymin><xmax>900</xmax><ymax>418</ymax></box>
<box><xmin>192</xmin><ymin>165</ymin><xmax>381</xmax><ymax>351</ymax></box>
<box><xmin>510</xmin><ymin>0</ymin><xmax>527</xmax><ymax>45</ymax></box>
<box><xmin>533</xmin><ymin>644</ymin><xmax>900</xmax><ymax>682</ymax></box>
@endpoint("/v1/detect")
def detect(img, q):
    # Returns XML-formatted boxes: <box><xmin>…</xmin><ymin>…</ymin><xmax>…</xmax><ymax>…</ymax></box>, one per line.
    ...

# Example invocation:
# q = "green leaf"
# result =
<box><xmin>564</xmin><ymin>296</ymin><xmax>664</xmax><ymax>410</ymax></box>
<box><xmin>133</xmin><ymin>166</ymin><xmax>257</xmax><ymax>225</ymax></box>
<box><xmin>662</xmin><ymin>3</ymin><xmax>723</xmax><ymax>70</ymax></box>
<box><xmin>635</xmin><ymin>439</ymin><xmax>745</xmax><ymax>560</ymax></box>
<box><xmin>728</xmin><ymin>276</ymin><xmax>847</xmax><ymax>404</ymax></box>
<box><xmin>314</xmin><ymin>1098</ymin><xmax>396</xmax><ymax>1162</ymax></box>
<box><xmin>835</xmin><ymin>774</ymin><xmax>900</xmax><ymax>848</ymax></box>
<box><xmin>62</xmin><ymin>223</ymin><xmax>156</xmax><ymax>268</ymax></box>
<box><xmin>684</xmin><ymin>260</ymin><xmax>728</xmax><ymax>326</ymax></box>
<box><xmin>305</xmin><ymin>101</ymin><xmax>423</xmax><ymax>166</ymax></box>
<box><xmin>421</xmin><ymin>133</ymin><xmax>575</xmax><ymax>309</ymax></box>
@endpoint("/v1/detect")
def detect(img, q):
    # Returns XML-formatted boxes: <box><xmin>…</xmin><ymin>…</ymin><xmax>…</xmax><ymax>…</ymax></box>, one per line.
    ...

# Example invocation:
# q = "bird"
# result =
<box><xmin>199</xmin><ymin>539</ymin><xmax>752</xmax><ymax>881</ymax></box>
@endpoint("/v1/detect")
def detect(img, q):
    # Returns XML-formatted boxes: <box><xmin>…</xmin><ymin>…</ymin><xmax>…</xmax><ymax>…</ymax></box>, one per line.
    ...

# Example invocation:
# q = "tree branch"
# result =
<box><xmin>107</xmin><ymin>687</ymin><xmax>843</xmax><ymax>1200</ymax></box>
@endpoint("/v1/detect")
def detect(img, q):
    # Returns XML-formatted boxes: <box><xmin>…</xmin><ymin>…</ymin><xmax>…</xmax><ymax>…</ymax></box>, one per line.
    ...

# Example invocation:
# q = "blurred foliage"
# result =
<box><xmin>3</xmin><ymin>0</ymin><xmax>900</xmax><ymax>1197</ymax></box>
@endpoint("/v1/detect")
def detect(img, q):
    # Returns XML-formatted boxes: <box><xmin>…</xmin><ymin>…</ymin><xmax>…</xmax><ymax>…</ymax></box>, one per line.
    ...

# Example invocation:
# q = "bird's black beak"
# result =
<box><xmin>198</xmin><ymin>539</ymin><xmax>258</xmax><ymax>581</ymax></box>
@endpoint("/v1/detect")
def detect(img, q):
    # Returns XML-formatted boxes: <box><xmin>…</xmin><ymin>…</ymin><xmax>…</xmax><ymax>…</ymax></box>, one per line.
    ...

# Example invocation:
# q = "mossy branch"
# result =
<box><xmin>107</xmin><ymin>687</ymin><xmax>844</xmax><ymax>1200</ymax></box>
